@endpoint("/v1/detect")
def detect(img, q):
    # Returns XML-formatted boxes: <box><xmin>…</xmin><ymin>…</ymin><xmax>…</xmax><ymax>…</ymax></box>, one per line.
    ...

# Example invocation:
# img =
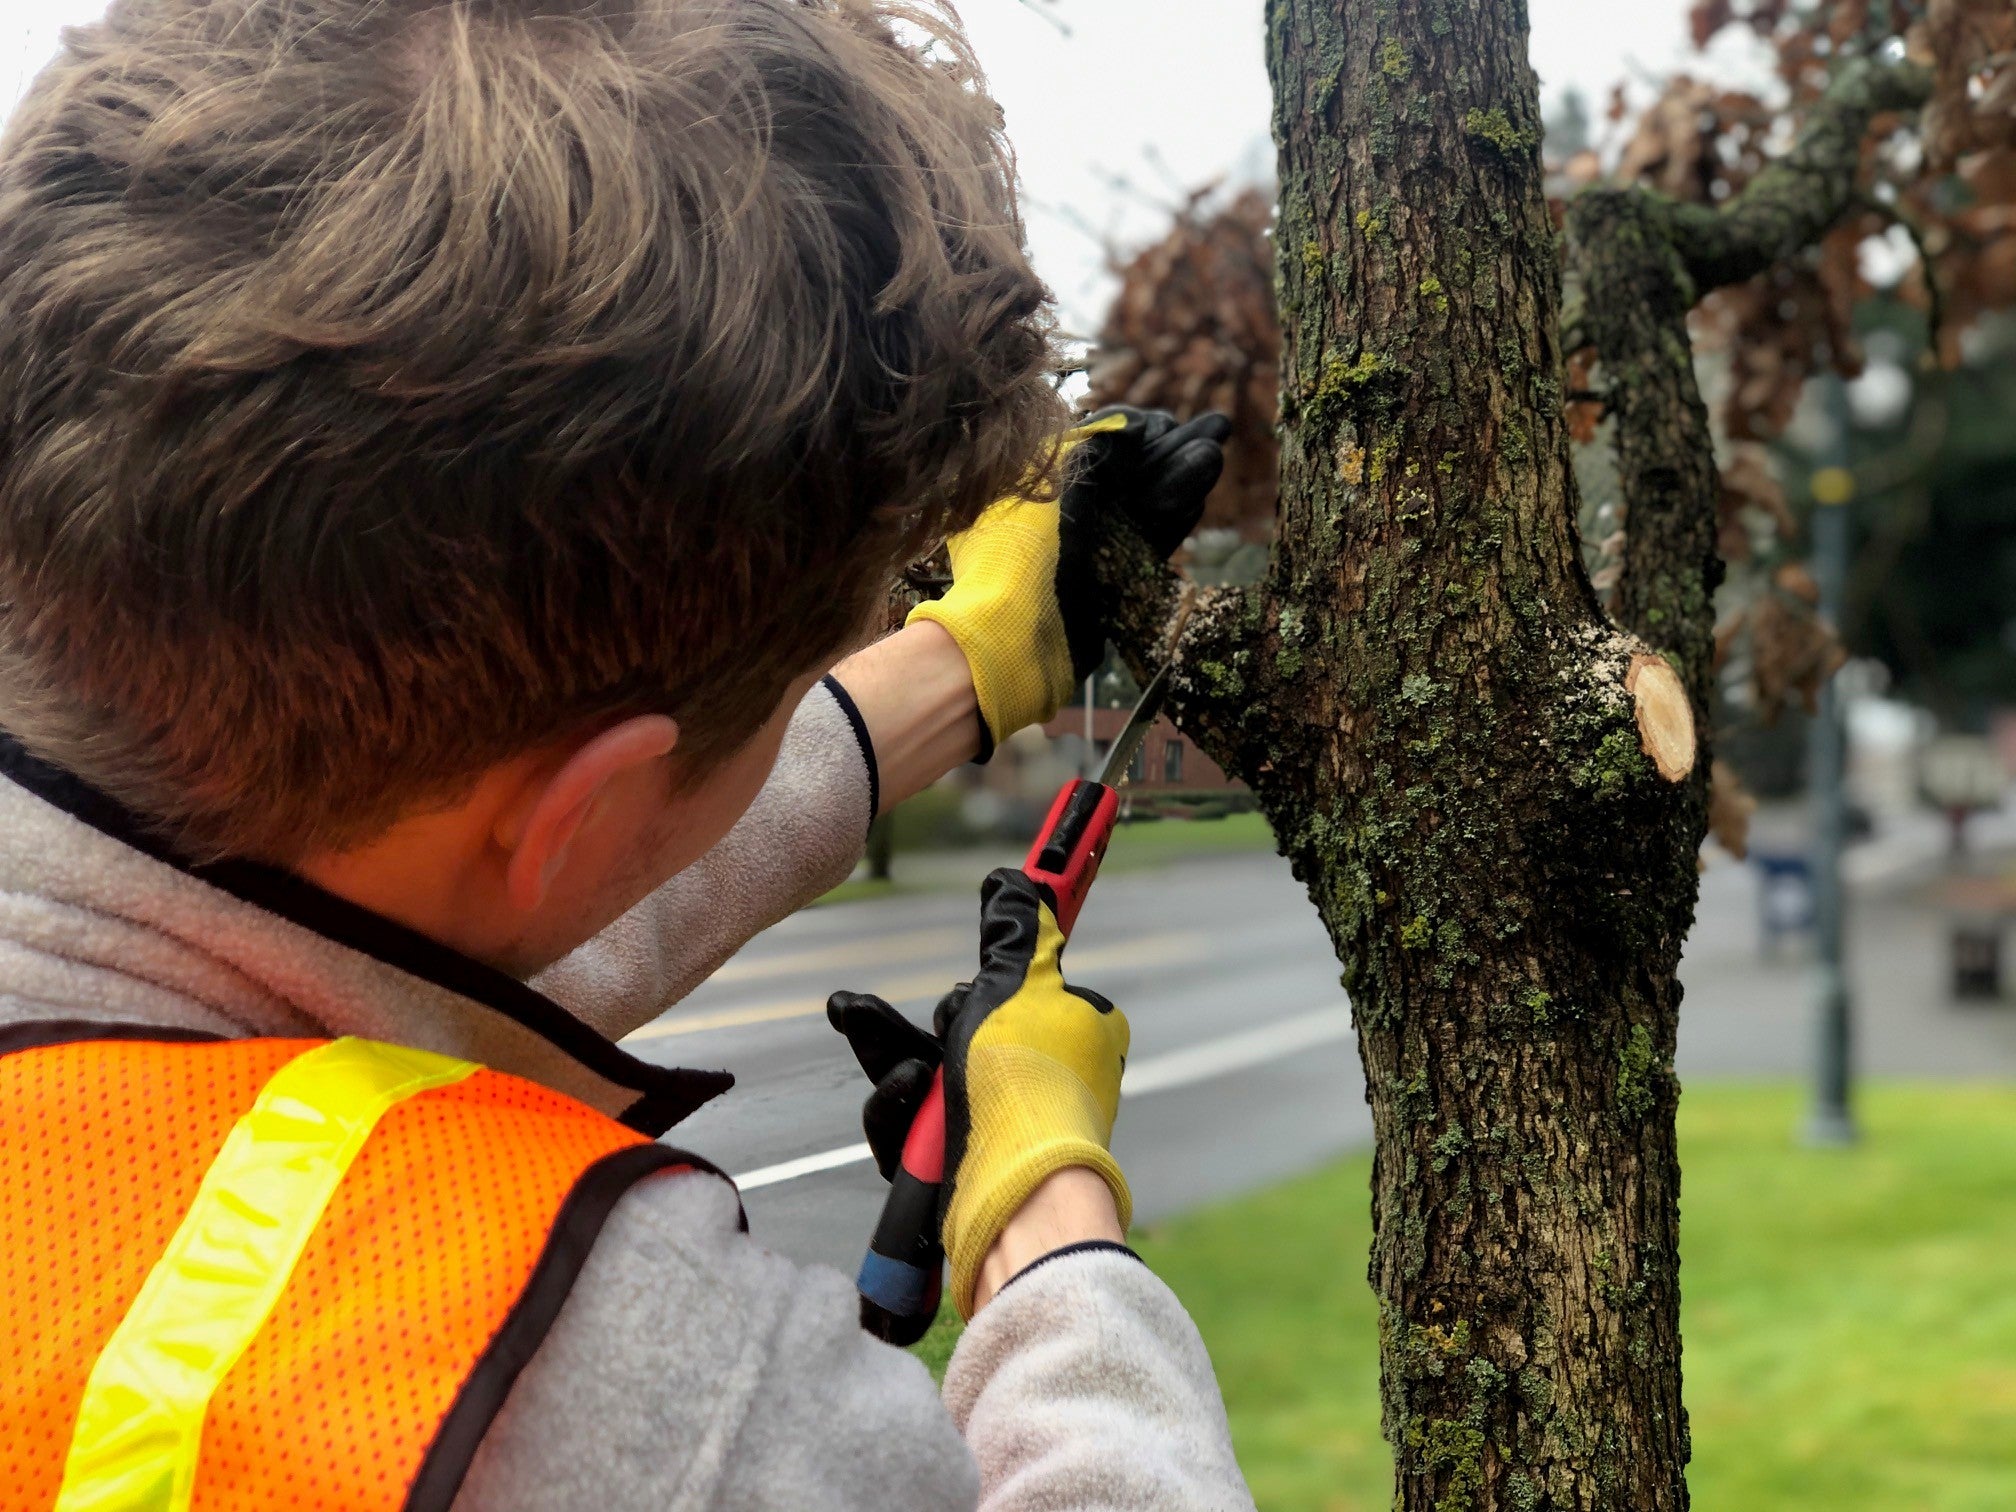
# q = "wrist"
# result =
<box><xmin>971</xmin><ymin>1166</ymin><xmax>1124</xmax><ymax>1313</ymax></box>
<box><xmin>829</xmin><ymin>620</ymin><xmax>981</xmax><ymax>808</ymax></box>
<box><xmin>905</xmin><ymin>534</ymin><xmax>1075</xmax><ymax>750</ymax></box>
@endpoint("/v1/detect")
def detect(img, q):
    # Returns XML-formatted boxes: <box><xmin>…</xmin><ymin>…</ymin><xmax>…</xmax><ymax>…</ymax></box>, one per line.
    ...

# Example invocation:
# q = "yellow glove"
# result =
<box><xmin>908</xmin><ymin>406</ymin><xmax>1229</xmax><ymax>757</ymax></box>
<box><xmin>827</xmin><ymin>867</ymin><xmax>1131</xmax><ymax>1318</ymax></box>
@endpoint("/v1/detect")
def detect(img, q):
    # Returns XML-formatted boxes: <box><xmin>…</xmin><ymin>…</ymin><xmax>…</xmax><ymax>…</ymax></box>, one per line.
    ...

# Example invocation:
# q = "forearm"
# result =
<box><xmin>972</xmin><ymin>1168</ymin><xmax>1124</xmax><ymax>1312</ymax></box>
<box><xmin>831</xmin><ymin>620</ymin><xmax>982</xmax><ymax>811</ymax></box>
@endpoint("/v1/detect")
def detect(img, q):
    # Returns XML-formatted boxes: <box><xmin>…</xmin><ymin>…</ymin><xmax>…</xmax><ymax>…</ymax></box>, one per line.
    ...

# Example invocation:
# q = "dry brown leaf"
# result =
<box><xmin>1713</xmin><ymin>609</ymin><xmax>1747</xmax><ymax>672</ymax></box>
<box><xmin>1828</xmin><ymin>0</ymin><xmax>1872</xmax><ymax>46</ymax></box>
<box><xmin>1708</xmin><ymin>758</ymin><xmax>1758</xmax><ymax>859</ymax></box>
<box><xmin>1564</xmin><ymin>345</ymin><xmax>1604</xmax><ymax>444</ymax></box>
<box><xmin>1562</xmin><ymin>150</ymin><xmax>1604</xmax><ymax>191</ymax></box>
<box><xmin>1750</xmin><ymin>584</ymin><xmax>1847</xmax><ymax>722</ymax></box>
<box><xmin>1772</xmin><ymin>560</ymin><xmax>1821</xmax><ymax>605</ymax></box>
<box><xmin>1689</xmin><ymin>0</ymin><xmax>1735</xmax><ymax>49</ymax></box>
<box><xmin>1695</xmin><ymin>212</ymin><xmax>1875</xmax><ymax>448</ymax></box>
<box><xmin>1717</xmin><ymin>444</ymin><xmax>1796</xmax><ymax>561</ymax></box>
<box><xmin>1086</xmin><ymin>187</ymin><xmax>1279</xmax><ymax>538</ymax></box>
<box><xmin>1616</xmin><ymin>78</ymin><xmax>1715</xmax><ymax>201</ymax></box>
<box><xmin>1926</xmin><ymin>0</ymin><xmax>2016</xmax><ymax>168</ymax></box>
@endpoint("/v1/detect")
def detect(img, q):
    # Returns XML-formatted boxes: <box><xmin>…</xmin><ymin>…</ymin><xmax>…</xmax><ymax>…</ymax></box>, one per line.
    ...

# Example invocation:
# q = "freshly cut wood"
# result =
<box><xmin>1627</xmin><ymin>654</ymin><xmax>1697</xmax><ymax>783</ymax></box>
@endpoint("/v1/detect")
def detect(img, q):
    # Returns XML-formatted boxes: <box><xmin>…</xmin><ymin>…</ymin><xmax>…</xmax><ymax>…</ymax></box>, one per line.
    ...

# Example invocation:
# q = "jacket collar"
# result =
<box><xmin>0</xmin><ymin>733</ymin><xmax>730</xmax><ymax>1135</ymax></box>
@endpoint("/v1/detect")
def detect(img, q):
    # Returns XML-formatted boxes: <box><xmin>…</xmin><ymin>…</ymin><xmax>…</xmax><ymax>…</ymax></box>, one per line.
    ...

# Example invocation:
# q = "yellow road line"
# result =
<box><xmin>706</xmin><ymin>927</ymin><xmax>967</xmax><ymax>986</ymax></box>
<box><xmin>624</xmin><ymin>932</ymin><xmax>1201</xmax><ymax>1042</ymax></box>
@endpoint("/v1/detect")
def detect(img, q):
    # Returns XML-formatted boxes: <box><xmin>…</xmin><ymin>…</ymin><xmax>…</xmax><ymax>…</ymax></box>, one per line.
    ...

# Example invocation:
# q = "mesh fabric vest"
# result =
<box><xmin>0</xmin><ymin>1031</ymin><xmax>711</xmax><ymax>1512</ymax></box>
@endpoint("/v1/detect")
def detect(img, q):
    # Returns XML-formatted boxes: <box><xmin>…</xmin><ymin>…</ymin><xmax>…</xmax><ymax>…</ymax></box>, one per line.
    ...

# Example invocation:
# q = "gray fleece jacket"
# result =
<box><xmin>0</xmin><ymin>677</ymin><xmax>1254</xmax><ymax>1511</ymax></box>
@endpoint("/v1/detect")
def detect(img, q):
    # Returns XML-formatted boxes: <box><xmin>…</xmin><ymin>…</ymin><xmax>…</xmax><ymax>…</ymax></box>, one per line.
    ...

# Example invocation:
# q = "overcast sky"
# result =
<box><xmin>1</xmin><ymin>0</ymin><xmax>1756</xmax><ymax>331</ymax></box>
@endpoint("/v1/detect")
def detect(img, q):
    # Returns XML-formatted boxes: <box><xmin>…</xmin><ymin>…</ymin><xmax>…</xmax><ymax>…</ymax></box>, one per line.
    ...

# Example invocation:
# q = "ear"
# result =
<box><xmin>498</xmin><ymin>715</ymin><xmax>679</xmax><ymax>914</ymax></box>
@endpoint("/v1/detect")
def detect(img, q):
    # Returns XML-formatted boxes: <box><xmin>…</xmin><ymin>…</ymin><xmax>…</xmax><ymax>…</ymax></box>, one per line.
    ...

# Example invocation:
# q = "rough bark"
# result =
<box><xmin>1102</xmin><ymin>1</ymin><xmax>1700</xmax><ymax>1506</ymax></box>
<box><xmin>1088</xmin><ymin>11</ymin><xmax>1927</xmax><ymax>1510</ymax></box>
<box><xmin>1566</xmin><ymin>57</ymin><xmax>1932</xmax><ymax>697</ymax></box>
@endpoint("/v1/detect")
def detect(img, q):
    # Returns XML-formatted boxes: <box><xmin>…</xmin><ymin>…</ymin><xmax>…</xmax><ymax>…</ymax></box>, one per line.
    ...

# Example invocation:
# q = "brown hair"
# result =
<box><xmin>0</xmin><ymin>0</ymin><xmax>1065</xmax><ymax>861</ymax></box>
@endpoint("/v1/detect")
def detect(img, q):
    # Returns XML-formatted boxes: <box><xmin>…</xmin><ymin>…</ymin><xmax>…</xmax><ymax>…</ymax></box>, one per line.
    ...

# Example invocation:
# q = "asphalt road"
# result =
<box><xmin>624</xmin><ymin>851</ymin><xmax>1360</xmax><ymax>1272</ymax></box>
<box><xmin>625</xmin><ymin>813</ymin><xmax>2015</xmax><ymax>1274</ymax></box>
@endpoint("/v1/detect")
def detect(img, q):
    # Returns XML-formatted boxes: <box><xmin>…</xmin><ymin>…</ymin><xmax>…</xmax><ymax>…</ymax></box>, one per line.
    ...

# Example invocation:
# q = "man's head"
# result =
<box><xmin>0</xmin><ymin>0</ymin><xmax>1064</xmax><ymax>883</ymax></box>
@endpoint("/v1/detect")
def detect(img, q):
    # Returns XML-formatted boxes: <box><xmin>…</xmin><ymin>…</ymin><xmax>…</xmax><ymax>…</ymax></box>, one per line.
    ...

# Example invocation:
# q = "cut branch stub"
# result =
<box><xmin>1627</xmin><ymin>654</ymin><xmax>1698</xmax><ymax>783</ymax></box>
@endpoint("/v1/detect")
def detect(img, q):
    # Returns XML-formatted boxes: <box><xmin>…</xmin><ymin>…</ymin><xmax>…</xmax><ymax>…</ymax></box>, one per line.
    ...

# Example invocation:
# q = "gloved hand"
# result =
<box><xmin>827</xmin><ymin>867</ymin><xmax>1131</xmax><ymax>1317</ymax></box>
<box><xmin>907</xmin><ymin>405</ymin><xmax>1230</xmax><ymax>759</ymax></box>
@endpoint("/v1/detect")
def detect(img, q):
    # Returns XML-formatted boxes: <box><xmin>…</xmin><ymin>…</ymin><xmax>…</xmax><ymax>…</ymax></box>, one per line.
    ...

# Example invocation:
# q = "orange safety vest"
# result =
<box><xmin>0</xmin><ymin>1025</ymin><xmax>728</xmax><ymax>1512</ymax></box>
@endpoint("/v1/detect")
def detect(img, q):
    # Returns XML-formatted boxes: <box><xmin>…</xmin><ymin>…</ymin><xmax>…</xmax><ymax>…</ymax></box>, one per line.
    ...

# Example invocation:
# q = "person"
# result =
<box><xmin>0</xmin><ymin>1</ymin><xmax>1252</xmax><ymax>1508</ymax></box>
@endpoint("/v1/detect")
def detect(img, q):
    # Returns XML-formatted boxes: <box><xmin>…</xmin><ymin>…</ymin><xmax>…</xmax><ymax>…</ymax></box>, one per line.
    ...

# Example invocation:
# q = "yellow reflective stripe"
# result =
<box><xmin>55</xmin><ymin>1038</ymin><xmax>479</xmax><ymax>1512</ymax></box>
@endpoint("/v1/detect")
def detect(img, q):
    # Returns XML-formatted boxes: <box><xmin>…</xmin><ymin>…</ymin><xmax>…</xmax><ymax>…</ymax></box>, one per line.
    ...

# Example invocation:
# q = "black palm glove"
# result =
<box><xmin>827</xmin><ymin>868</ymin><xmax>1133</xmax><ymax>1317</ymax></box>
<box><xmin>906</xmin><ymin>405</ymin><xmax>1230</xmax><ymax>759</ymax></box>
<box><xmin>824</xmin><ymin>990</ymin><xmax>941</xmax><ymax>1182</ymax></box>
<box><xmin>1057</xmin><ymin>406</ymin><xmax>1232</xmax><ymax>681</ymax></box>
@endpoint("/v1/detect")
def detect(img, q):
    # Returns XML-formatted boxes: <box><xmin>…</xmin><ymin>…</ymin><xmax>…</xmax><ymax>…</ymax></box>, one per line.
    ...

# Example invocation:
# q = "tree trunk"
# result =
<box><xmin>1104</xmin><ymin>0</ymin><xmax>1703</xmax><ymax>1504</ymax></box>
<box><xmin>1257</xmin><ymin>5</ymin><xmax>1701</xmax><ymax>1507</ymax></box>
<box><xmin>1087</xmin><ymin>6</ymin><xmax>1927</xmax><ymax>1505</ymax></box>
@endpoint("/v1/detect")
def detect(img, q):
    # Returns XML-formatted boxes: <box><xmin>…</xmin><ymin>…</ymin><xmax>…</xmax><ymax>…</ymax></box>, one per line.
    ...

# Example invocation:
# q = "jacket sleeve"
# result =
<box><xmin>943</xmin><ymin>1248</ymin><xmax>1256</xmax><ymax>1511</ymax></box>
<box><xmin>455</xmin><ymin>1170</ymin><xmax>981</xmax><ymax>1512</ymax></box>
<box><xmin>455</xmin><ymin>1180</ymin><xmax>1245</xmax><ymax>1512</ymax></box>
<box><xmin>529</xmin><ymin>676</ymin><xmax>879</xmax><ymax>1041</ymax></box>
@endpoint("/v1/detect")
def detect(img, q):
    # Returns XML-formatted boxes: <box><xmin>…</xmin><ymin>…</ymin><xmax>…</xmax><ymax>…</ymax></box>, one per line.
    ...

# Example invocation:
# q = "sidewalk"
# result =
<box><xmin>850</xmin><ymin>799</ymin><xmax>2016</xmax><ymax>1083</ymax></box>
<box><xmin>1679</xmin><ymin>802</ymin><xmax>2016</xmax><ymax>1080</ymax></box>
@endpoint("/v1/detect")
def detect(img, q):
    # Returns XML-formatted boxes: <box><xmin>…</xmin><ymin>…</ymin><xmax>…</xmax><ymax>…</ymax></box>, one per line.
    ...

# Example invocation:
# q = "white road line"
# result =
<box><xmin>1118</xmin><ymin>1005</ymin><xmax>1352</xmax><ymax>1095</ymax></box>
<box><xmin>737</xmin><ymin>1142</ymin><xmax>875</xmax><ymax>1192</ymax></box>
<box><xmin>624</xmin><ymin>931</ymin><xmax>1202</xmax><ymax>1043</ymax></box>
<box><xmin>727</xmin><ymin>1003</ymin><xmax>1353</xmax><ymax>1190</ymax></box>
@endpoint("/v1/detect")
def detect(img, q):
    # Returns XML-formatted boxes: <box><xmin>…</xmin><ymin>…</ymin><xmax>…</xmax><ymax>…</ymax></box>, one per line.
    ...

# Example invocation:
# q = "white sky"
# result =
<box><xmin>0</xmin><ymin>0</ymin><xmax>1736</xmax><ymax>332</ymax></box>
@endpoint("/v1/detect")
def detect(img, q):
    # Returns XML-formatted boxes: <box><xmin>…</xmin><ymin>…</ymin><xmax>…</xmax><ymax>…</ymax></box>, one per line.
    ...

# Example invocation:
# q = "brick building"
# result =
<box><xmin>1039</xmin><ymin>705</ymin><xmax>1240</xmax><ymax>794</ymax></box>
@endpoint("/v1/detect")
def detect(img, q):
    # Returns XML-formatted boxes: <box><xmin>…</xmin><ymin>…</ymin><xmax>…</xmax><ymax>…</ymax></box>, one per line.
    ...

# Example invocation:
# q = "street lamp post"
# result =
<box><xmin>1083</xmin><ymin>673</ymin><xmax>1096</xmax><ymax>779</ymax></box>
<box><xmin>1805</xmin><ymin>377</ymin><xmax>1857</xmax><ymax>1147</ymax></box>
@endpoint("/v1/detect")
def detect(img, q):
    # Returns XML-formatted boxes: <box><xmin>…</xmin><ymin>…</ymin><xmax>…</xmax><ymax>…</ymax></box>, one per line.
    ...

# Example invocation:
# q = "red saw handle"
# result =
<box><xmin>1020</xmin><ymin>778</ymin><xmax>1122</xmax><ymax>934</ymax></box>
<box><xmin>855</xmin><ymin>776</ymin><xmax>1120</xmax><ymax>1343</ymax></box>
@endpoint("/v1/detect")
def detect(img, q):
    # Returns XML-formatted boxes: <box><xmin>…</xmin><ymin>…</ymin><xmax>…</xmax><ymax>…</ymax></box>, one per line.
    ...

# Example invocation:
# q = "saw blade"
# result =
<box><xmin>1097</xmin><ymin>664</ymin><xmax>1172</xmax><ymax>789</ymax></box>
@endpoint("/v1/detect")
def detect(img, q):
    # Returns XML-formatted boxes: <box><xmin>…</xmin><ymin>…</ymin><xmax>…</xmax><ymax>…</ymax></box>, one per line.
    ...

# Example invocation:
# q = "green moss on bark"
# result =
<box><xmin>1463</xmin><ymin>106</ymin><xmax>1535</xmax><ymax>156</ymax></box>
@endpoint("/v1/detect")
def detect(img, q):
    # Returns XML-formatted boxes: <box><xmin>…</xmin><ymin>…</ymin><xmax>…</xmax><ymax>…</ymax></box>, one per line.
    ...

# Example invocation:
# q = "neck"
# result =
<box><xmin>294</xmin><ymin>780</ymin><xmax>524</xmax><ymax>971</ymax></box>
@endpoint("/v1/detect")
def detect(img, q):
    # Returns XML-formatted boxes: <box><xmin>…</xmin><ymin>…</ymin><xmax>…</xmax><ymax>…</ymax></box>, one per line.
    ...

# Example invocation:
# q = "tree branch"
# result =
<box><xmin>1563</xmin><ymin>56</ymin><xmax>1931</xmax><ymax>708</ymax></box>
<box><xmin>1090</xmin><ymin>512</ymin><xmax>1265</xmax><ymax>784</ymax></box>
<box><xmin>1666</xmin><ymin>57</ymin><xmax>1933</xmax><ymax>294</ymax></box>
<box><xmin>1853</xmin><ymin>189</ymin><xmax>1947</xmax><ymax>362</ymax></box>
<box><xmin>1564</xmin><ymin>189</ymin><xmax>1724</xmax><ymax>702</ymax></box>
<box><xmin>1089</xmin><ymin>516</ymin><xmax>1184</xmax><ymax>673</ymax></box>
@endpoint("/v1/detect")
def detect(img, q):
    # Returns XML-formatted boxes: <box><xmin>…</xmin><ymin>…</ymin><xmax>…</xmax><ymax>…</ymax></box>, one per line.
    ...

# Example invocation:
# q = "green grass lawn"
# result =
<box><xmin>915</xmin><ymin>1083</ymin><xmax>2016</xmax><ymax>1510</ymax></box>
<box><xmin>816</xmin><ymin>809</ymin><xmax>1278</xmax><ymax>907</ymax></box>
<box><xmin>1101</xmin><ymin>808</ymin><xmax>1276</xmax><ymax>871</ymax></box>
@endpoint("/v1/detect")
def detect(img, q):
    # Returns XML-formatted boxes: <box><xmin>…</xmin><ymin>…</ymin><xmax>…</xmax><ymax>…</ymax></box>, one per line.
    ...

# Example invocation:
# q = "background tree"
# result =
<box><xmin>1578</xmin><ymin>0</ymin><xmax>2016</xmax><ymax>782</ymax></box>
<box><xmin>1066</xmin><ymin>1</ymin><xmax>2014</xmax><ymax>1506</ymax></box>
